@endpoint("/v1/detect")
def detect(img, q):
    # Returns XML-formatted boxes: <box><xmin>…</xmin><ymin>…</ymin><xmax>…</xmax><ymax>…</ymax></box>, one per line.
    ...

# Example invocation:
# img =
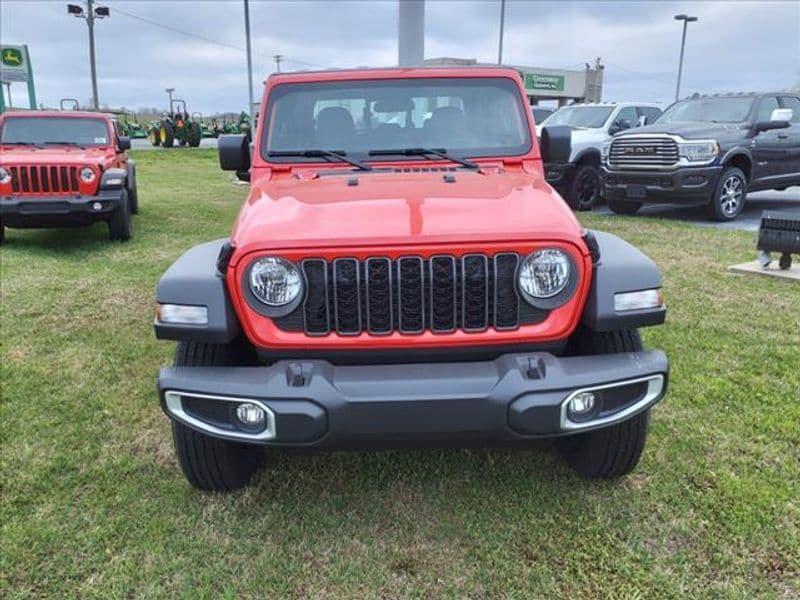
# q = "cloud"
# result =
<box><xmin>1</xmin><ymin>0</ymin><xmax>795</xmax><ymax>112</ymax></box>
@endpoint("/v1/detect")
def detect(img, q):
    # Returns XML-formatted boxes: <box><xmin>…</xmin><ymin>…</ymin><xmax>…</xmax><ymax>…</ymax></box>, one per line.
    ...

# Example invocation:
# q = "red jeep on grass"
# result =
<box><xmin>155</xmin><ymin>67</ymin><xmax>669</xmax><ymax>491</ymax></box>
<box><xmin>0</xmin><ymin>110</ymin><xmax>138</xmax><ymax>242</ymax></box>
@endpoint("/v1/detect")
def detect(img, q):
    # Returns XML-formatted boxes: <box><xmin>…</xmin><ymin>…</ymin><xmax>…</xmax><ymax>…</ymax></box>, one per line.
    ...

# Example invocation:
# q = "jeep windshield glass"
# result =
<box><xmin>657</xmin><ymin>97</ymin><xmax>754</xmax><ymax>124</ymax></box>
<box><xmin>0</xmin><ymin>117</ymin><xmax>110</xmax><ymax>146</ymax></box>
<box><xmin>263</xmin><ymin>77</ymin><xmax>531</xmax><ymax>163</ymax></box>
<box><xmin>540</xmin><ymin>106</ymin><xmax>614</xmax><ymax>129</ymax></box>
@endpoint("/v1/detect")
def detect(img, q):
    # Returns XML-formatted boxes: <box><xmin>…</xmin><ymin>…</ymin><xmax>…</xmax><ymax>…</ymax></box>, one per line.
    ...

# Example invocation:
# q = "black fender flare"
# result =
<box><xmin>719</xmin><ymin>147</ymin><xmax>754</xmax><ymax>179</ymax></box>
<box><xmin>99</xmin><ymin>167</ymin><xmax>127</xmax><ymax>190</ymax></box>
<box><xmin>581</xmin><ymin>231</ymin><xmax>666</xmax><ymax>331</ymax></box>
<box><xmin>154</xmin><ymin>239</ymin><xmax>241</xmax><ymax>343</ymax></box>
<box><xmin>573</xmin><ymin>148</ymin><xmax>602</xmax><ymax>166</ymax></box>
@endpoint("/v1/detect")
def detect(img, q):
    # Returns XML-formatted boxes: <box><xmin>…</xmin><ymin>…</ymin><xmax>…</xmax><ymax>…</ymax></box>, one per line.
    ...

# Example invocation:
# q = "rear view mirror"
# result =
<box><xmin>218</xmin><ymin>134</ymin><xmax>251</xmax><ymax>172</ymax></box>
<box><xmin>373</xmin><ymin>98</ymin><xmax>415</xmax><ymax>113</ymax></box>
<box><xmin>540</xmin><ymin>126</ymin><xmax>571</xmax><ymax>164</ymax></box>
<box><xmin>117</xmin><ymin>136</ymin><xmax>131</xmax><ymax>151</ymax></box>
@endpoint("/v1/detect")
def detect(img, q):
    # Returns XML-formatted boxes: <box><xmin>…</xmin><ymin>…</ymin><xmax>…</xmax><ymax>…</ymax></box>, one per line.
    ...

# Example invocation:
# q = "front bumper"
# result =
<box><xmin>602</xmin><ymin>165</ymin><xmax>723</xmax><ymax>203</ymax></box>
<box><xmin>158</xmin><ymin>350</ymin><xmax>669</xmax><ymax>447</ymax></box>
<box><xmin>0</xmin><ymin>189</ymin><xmax>123</xmax><ymax>228</ymax></box>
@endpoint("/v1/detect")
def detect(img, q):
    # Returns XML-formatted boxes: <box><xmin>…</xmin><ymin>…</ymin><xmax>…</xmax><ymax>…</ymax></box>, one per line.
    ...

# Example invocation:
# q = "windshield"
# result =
<box><xmin>263</xmin><ymin>77</ymin><xmax>531</xmax><ymax>161</ymax></box>
<box><xmin>541</xmin><ymin>106</ymin><xmax>614</xmax><ymax>129</ymax></box>
<box><xmin>658</xmin><ymin>97</ymin><xmax>754</xmax><ymax>124</ymax></box>
<box><xmin>0</xmin><ymin>117</ymin><xmax>110</xmax><ymax>146</ymax></box>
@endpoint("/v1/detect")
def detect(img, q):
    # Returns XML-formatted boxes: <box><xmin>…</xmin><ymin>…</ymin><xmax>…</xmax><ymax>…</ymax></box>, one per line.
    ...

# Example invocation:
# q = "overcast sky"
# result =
<box><xmin>2</xmin><ymin>0</ymin><xmax>798</xmax><ymax>113</ymax></box>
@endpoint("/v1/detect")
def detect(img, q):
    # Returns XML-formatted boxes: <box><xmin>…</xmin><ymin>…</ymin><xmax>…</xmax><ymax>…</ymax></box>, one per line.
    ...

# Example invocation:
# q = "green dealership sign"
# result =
<box><xmin>1</xmin><ymin>44</ymin><xmax>37</xmax><ymax>111</ymax></box>
<box><xmin>524</xmin><ymin>73</ymin><xmax>565</xmax><ymax>92</ymax></box>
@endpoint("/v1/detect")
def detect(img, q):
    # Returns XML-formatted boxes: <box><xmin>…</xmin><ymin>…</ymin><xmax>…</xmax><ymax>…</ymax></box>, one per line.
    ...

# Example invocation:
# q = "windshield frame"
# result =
<box><xmin>259</xmin><ymin>75</ymin><xmax>534</xmax><ymax>165</ymax></box>
<box><xmin>0</xmin><ymin>116</ymin><xmax>113</xmax><ymax>147</ymax></box>
<box><xmin>656</xmin><ymin>96</ymin><xmax>757</xmax><ymax>125</ymax></box>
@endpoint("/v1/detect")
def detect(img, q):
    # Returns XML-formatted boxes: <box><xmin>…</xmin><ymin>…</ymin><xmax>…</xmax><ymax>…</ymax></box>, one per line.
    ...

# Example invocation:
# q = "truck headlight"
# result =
<box><xmin>518</xmin><ymin>249</ymin><xmax>572</xmax><ymax>299</ymax></box>
<box><xmin>0</xmin><ymin>167</ymin><xmax>11</xmax><ymax>184</ymax></box>
<box><xmin>80</xmin><ymin>167</ymin><xmax>96</xmax><ymax>182</ymax></box>
<box><xmin>248</xmin><ymin>257</ymin><xmax>303</xmax><ymax>306</ymax></box>
<box><xmin>678</xmin><ymin>141</ymin><xmax>718</xmax><ymax>162</ymax></box>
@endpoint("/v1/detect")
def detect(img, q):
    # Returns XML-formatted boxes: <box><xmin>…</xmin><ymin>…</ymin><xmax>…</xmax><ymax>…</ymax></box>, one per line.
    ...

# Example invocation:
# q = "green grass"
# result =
<box><xmin>2</xmin><ymin>149</ymin><xmax>798</xmax><ymax>598</ymax></box>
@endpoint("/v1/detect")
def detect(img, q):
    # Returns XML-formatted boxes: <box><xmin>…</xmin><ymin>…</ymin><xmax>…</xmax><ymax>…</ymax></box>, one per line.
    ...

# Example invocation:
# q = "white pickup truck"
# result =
<box><xmin>537</xmin><ymin>102</ymin><xmax>662</xmax><ymax>210</ymax></box>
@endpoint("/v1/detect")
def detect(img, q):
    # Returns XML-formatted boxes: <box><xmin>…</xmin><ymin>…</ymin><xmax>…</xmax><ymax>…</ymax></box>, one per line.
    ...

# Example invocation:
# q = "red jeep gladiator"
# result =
<box><xmin>0</xmin><ymin>110</ymin><xmax>137</xmax><ymax>242</ymax></box>
<box><xmin>155</xmin><ymin>67</ymin><xmax>669</xmax><ymax>491</ymax></box>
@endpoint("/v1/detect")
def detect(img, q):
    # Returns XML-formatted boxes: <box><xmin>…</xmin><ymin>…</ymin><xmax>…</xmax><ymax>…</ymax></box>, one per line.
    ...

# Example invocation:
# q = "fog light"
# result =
<box><xmin>567</xmin><ymin>391</ymin><xmax>597</xmax><ymax>422</ymax></box>
<box><xmin>92</xmin><ymin>202</ymin><xmax>102</xmax><ymax>211</ymax></box>
<box><xmin>236</xmin><ymin>402</ymin><xmax>265</xmax><ymax>426</ymax></box>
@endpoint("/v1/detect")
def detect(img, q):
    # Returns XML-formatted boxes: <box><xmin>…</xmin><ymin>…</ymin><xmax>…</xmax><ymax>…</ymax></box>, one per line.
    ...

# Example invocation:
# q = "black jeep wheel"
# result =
<box><xmin>0</xmin><ymin>219</ymin><xmax>5</xmax><ymax>244</ymax></box>
<box><xmin>127</xmin><ymin>165</ymin><xmax>139</xmax><ymax>214</ymax></box>
<box><xmin>608</xmin><ymin>198</ymin><xmax>642</xmax><ymax>215</ymax></box>
<box><xmin>160</xmin><ymin>122</ymin><xmax>175</xmax><ymax>148</ymax></box>
<box><xmin>171</xmin><ymin>341</ymin><xmax>264</xmax><ymax>491</ymax></box>
<box><xmin>566</xmin><ymin>164</ymin><xmax>601</xmax><ymax>211</ymax></box>
<box><xmin>558</xmin><ymin>328</ymin><xmax>651</xmax><ymax>478</ymax></box>
<box><xmin>107</xmin><ymin>189</ymin><xmax>132</xmax><ymax>241</ymax></box>
<box><xmin>708</xmin><ymin>166</ymin><xmax>747</xmax><ymax>221</ymax></box>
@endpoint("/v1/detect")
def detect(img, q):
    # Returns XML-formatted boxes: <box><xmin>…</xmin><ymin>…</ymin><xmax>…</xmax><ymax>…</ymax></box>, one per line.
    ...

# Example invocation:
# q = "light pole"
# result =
<box><xmin>68</xmin><ymin>2</ymin><xmax>109</xmax><ymax>110</ymax></box>
<box><xmin>674</xmin><ymin>13</ymin><xmax>698</xmax><ymax>101</ymax></box>
<box><xmin>244</xmin><ymin>0</ymin><xmax>254</xmax><ymax>119</ymax></box>
<box><xmin>497</xmin><ymin>0</ymin><xmax>506</xmax><ymax>65</ymax></box>
<box><xmin>274</xmin><ymin>54</ymin><xmax>283</xmax><ymax>73</ymax></box>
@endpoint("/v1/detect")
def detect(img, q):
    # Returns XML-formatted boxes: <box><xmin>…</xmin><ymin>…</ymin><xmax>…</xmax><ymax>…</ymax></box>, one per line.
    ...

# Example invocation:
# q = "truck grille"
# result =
<box><xmin>608</xmin><ymin>136</ymin><xmax>679</xmax><ymax>169</ymax></box>
<box><xmin>275</xmin><ymin>253</ymin><xmax>548</xmax><ymax>336</ymax></box>
<box><xmin>7</xmin><ymin>165</ymin><xmax>81</xmax><ymax>195</ymax></box>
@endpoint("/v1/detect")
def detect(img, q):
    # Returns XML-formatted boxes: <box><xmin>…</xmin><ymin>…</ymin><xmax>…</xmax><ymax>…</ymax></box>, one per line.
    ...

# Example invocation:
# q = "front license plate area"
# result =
<box><xmin>626</xmin><ymin>184</ymin><xmax>647</xmax><ymax>199</ymax></box>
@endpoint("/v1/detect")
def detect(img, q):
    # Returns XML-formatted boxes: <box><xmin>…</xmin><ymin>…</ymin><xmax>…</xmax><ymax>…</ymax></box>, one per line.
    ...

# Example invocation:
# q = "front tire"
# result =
<box><xmin>558</xmin><ymin>329</ymin><xmax>651</xmax><ymax>478</ymax></box>
<box><xmin>171</xmin><ymin>341</ymin><xmax>264</xmax><ymax>491</ymax></box>
<box><xmin>566</xmin><ymin>164</ymin><xmax>601</xmax><ymax>211</ymax></box>
<box><xmin>148</xmin><ymin>128</ymin><xmax>160</xmax><ymax>147</ymax></box>
<box><xmin>127</xmin><ymin>166</ymin><xmax>139</xmax><ymax>214</ymax></box>
<box><xmin>608</xmin><ymin>198</ymin><xmax>642</xmax><ymax>215</ymax></box>
<box><xmin>160</xmin><ymin>122</ymin><xmax>175</xmax><ymax>148</ymax></box>
<box><xmin>708</xmin><ymin>166</ymin><xmax>746</xmax><ymax>221</ymax></box>
<box><xmin>107</xmin><ymin>189</ymin><xmax>132</xmax><ymax>241</ymax></box>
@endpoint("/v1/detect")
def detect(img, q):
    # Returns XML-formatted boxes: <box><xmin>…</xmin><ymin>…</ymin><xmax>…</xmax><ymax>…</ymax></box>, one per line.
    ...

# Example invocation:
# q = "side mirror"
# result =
<box><xmin>218</xmin><ymin>134</ymin><xmax>251</xmax><ymax>172</ymax></box>
<box><xmin>540</xmin><ymin>125</ymin><xmax>571</xmax><ymax>164</ymax></box>
<box><xmin>609</xmin><ymin>118</ymin><xmax>633</xmax><ymax>135</ymax></box>
<box><xmin>756</xmin><ymin>108</ymin><xmax>793</xmax><ymax>132</ymax></box>
<box><xmin>117</xmin><ymin>136</ymin><xmax>131</xmax><ymax>151</ymax></box>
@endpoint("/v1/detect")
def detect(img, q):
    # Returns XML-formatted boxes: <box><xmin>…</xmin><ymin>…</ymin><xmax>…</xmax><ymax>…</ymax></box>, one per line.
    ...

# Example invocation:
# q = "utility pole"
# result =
<box><xmin>497</xmin><ymin>0</ymin><xmax>506</xmax><ymax>65</ymax></box>
<box><xmin>68</xmin><ymin>2</ymin><xmax>109</xmax><ymax>110</ymax></box>
<box><xmin>244</xmin><ymin>0</ymin><xmax>254</xmax><ymax>119</ymax></box>
<box><xmin>674</xmin><ymin>13</ymin><xmax>698</xmax><ymax>101</ymax></box>
<box><xmin>273</xmin><ymin>54</ymin><xmax>283</xmax><ymax>73</ymax></box>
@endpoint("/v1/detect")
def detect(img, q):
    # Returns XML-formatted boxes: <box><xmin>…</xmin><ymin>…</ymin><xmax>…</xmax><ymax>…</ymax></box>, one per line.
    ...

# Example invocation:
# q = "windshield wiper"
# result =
<box><xmin>268</xmin><ymin>149</ymin><xmax>372</xmax><ymax>171</ymax></box>
<box><xmin>368</xmin><ymin>147</ymin><xmax>479</xmax><ymax>170</ymax></box>
<box><xmin>42</xmin><ymin>141</ymin><xmax>87</xmax><ymax>149</ymax></box>
<box><xmin>3</xmin><ymin>141</ymin><xmax>45</xmax><ymax>147</ymax></box>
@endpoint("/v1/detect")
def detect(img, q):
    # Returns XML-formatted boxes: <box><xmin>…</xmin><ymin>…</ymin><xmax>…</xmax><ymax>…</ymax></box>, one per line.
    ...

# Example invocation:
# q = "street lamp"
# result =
<box><xmin>67</xmin><ymin>1</ymin><xmax>109</xmax><ymax>110</ymax></box>
<box><xmin>498</xmin><ymin>0</ymin><xmax>506</xmax><ymax>64</ymax></box>
<box><xmin>674</xmin><ymin>13</ymin><xmax>698</xmax><ymax>101</ymax></box>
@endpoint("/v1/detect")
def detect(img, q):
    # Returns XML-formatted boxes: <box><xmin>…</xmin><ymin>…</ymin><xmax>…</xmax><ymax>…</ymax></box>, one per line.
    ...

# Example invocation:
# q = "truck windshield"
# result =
<box><xmin>0</xmin><ymin>117</ymin><xmax>110</xmax><ymax>146</ymax></box>
<box><xmin>540</xmin><ymin>106</ymin><xmax>614</xmax><ymax>129</ymax></box>
<box><xmin>657</xmin><ymin>97</ymin><xmax>754</xmax><ymax>124</ymax></box>
<box><xmin>263</xmin><ymin>77</ymin><xmax>531</xmax><ymax>162</ymax></box>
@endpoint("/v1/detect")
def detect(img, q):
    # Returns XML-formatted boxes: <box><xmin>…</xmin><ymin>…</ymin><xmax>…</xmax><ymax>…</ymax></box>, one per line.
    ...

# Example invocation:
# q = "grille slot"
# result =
<box><xmin>429</xmin><ymin>256</ymin><xmax>457</xmax><ymax>333</ymax></box>
<box><xmin>6</xmin><ymin>165</ymin><xmax>81</xmax><ymax>194</ymax></box>
<box><xmin>493</xmin><ymin>253</ymin><xmax>520</xmax><ymax>330</ymax></box>
<box><xmin>608</xmin><ymin>136</ymin><xmax>679</xmax><ymax>169</ymax></box>
<box><xmin>366</xmin><ymin>258</ymin><xmax>393</xmax><ymax>334</ymax></box>
<box><xmin>398</xmin><ymin>257</ymin><xmax>425</xmax><ymax>334</ymax></box>
<box><xmin>462</xmin><ymin>254</ymin><xmax>489</xmax><ymax>331</ymax></box>
<box><xmin>333</xmin><ymin>258</ymin><xmax>361</xmax><ymax>335</ymax></box>
<box><xmin>301</xmin><ymin>259</ymin><xmax>330</xmax><ymax>335</ymax></box>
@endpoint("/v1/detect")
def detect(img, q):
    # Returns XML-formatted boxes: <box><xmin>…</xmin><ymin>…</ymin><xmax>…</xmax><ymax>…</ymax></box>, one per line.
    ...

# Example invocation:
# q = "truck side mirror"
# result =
<box><xmin>540</xmin><ymin>125</ymin><xmax>571</xmax><ymax>164</ymax></box>
<box><xmin>756</xmin><ymin>108</ymin><xmax>793</xmax><ymax>132</ymax></box>
<box><xmin>609</xmin><ymin>118</ymin><xmax>632</xmax><ymax>135</ymax></box>
<box><xmin>117</xmin><ymin>136</ymin><xmax>131</xmax><ymax>151</ymax></box>
<box><xmin>218</xmin><ymin>134</ymin><xmax>251</xmax><ymax>174</ymax></box>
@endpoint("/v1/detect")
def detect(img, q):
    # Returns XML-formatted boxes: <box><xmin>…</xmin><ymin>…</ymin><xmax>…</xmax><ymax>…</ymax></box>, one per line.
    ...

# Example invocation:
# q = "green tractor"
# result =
<box><xmin>151</xmin><ymin>99</ymin><xmax>202</xmax><ymax>148</ymax></box>
<box><xmin>117</xmin><ymin>112</ymin><xmax>147</xmax><ymax>139</ymax></box>
<box><xmin>192</xmin><ymin>112</ymin><xmax>216</xmax><ymax>138</ymax></box>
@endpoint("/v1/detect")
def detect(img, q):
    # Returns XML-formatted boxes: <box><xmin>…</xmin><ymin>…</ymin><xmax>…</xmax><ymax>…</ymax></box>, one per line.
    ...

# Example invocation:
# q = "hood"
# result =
<box><xmin>231</xmin><ymin>168</ymin><xmax>585</xmax><ymax>258</ymax></box>
<box><xmin>617</xmin><ymin>121</ymin><xmax>747</xmax><ymax>140</ymax></box>
<box><xmin>0</xmin><ymin>146</ymin><xmax>108</xmax><ymax>166</ymax></box>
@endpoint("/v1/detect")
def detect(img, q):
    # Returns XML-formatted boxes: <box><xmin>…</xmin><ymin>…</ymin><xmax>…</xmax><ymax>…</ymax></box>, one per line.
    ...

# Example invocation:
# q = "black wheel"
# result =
<box><xmin>107</xmin><ymin>189</ymin><xmax>132</xmax><ymax>241</ymax></box>
<box><xmin>179</xmin><ymin>137</ymin><xmax>188</xmax><ymax>147</ymax></box>
<box><xmin>566</xmin><ymin>164</ymin><xmax>601</xmax><ymax>211</ymax></box>
<box><xmin>160</xmin><ymin>122</ymin><xmax>175</xmax><ymax>148</ymax></box>
<box><xmin>148</xmin><ymin>127</ymin><xmax>160</xmax><ymax>147</ymax></box>
<box><xmin>779</xmin><ymin>253</ymin><xmax>792</xmax><ymax>270</ymax></box>
<box><xmin>127</xmin><ymin>165</ymin><xmax>139</xmax><ymax>215</ymax></box>
<box><xmin>188</xmin><ymin>122</ymin><xmax>202</xmax><ymax>147</ymax></box>
<box><xmin>708</xmin><ymin>166</ymin><xmax>747</xmax><ymax>221</ymax></box>
<box><xmin>171</xmin><ymin>341</ymin><xmax>264</xmax><ymax>491</ymax></box>
<box><xmin>558</xmin><ymin>329</ymin><xmax>651</xmax><ymax>478</ymax></box>
<box><xmin>608</xmin><ymin>198</ymin><xmax>642</xmax><ymax>215</ymax></box>
<box><xmin>0</xmin><ymin>219</ymin><xmax>5</xmax><ymax>244</ymax></box>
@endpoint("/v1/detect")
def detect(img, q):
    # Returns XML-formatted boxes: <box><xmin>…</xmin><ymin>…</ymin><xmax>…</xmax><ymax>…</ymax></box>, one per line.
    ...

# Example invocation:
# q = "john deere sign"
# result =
<box><xmin>0</xmin><ymin>44</ymin><xmax>37</xmax><ymax>111</ymax></box>
<box><xmin>524</xmin><ymin>73</ymin><xmax>565</xmax><ymax>92</ymax></box>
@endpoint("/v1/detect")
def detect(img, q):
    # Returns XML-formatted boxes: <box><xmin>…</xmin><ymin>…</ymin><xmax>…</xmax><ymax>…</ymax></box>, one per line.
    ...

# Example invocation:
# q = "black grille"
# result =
<box><xmin>9</xmin><ymin>165</ymin><xmax>80</xmax><ymax>194</ymax></box>
<box><xmin>276</xmin><ymin>253</ymin><xmax>549</xmax><ymax>336</ymax></box>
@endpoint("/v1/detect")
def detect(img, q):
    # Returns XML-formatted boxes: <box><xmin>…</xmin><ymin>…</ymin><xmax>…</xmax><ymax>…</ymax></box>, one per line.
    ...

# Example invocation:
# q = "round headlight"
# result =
<box><xmin>80</xmin><ymin>167</ymin><xmax>96</xmax><ymax>183</ymax></box>
<box><xmin>518</xmin><ymin>249</ymin><xmax>571</xmax><ymax>299</ymax></box>
<box><xmin>0</xmin><ymin>167</ymin><xmax>10</xmax><ymax>184</ymax></box>
<box><xmin>248</xmin><ymin>257</ymin><xmax>303</xmax><ymax>306</ymax></box>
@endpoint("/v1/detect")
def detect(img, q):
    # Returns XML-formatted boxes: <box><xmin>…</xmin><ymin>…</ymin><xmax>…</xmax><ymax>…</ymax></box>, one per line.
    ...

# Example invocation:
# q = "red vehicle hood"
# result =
<box><xmin>0</xmin><ymin>146</ymin><xmax>108</xmax><ymax>166</ymax></box>
<box><xmin>231</xmin><ymin>167</ymin><xmax>586</xmax><ymax>261</ymax></box>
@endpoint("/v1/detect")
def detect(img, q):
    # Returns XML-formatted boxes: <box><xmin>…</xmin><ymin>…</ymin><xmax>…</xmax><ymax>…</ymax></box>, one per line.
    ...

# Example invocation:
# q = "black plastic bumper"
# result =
<box><xmin>0</xmin><ymin>189</ymin><xmax>123</xmax><ymax>228</ymax></box>
<box><xmin>602</xmin><ymin>165</ymin><xmax>723</xmax><ymax>204</ymax></box>
<box><xmin>158</xmin><ymin>350</ymin><xmax>669</xmax><ymax>448</ymax></box>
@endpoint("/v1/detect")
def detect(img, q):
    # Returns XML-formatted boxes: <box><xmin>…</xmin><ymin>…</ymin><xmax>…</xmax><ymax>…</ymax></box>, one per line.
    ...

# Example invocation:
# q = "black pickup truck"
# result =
<box><xmin>602</xmin><ymin>92</ymin><xmax>800</xmax><ymax>221</ymax></box>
